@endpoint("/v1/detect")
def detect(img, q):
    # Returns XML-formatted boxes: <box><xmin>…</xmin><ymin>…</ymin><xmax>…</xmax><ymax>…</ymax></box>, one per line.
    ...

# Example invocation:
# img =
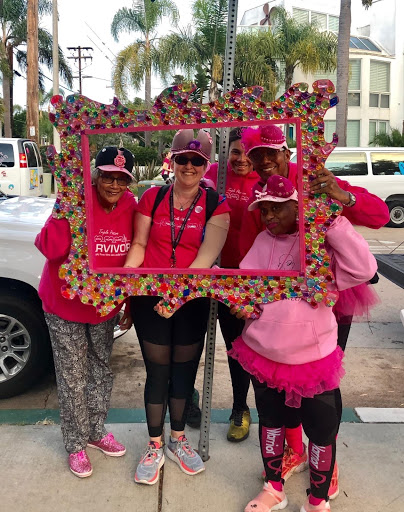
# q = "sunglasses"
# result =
<box><xmin>100</xmin><ymin>174</ymin><xmax>131</xmax><ymax>186</ymax></box>
<box><xmin>250</xmin><ymin>148</ymin><xmax>286</xmax><ymax>161</ymax></box>
<box><xmin>173</xmin><ymin>154</ymin><xmax>206</xmax><ymax>167</ymax></box>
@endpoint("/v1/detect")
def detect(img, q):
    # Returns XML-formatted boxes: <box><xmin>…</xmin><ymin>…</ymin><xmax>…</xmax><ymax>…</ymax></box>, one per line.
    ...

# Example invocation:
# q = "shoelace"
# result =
<box><xmin>142</xmin><ymin>443</ymin><xmax>160</xmax><ymax>465</ymax></box>
<box><xmin>177</xmin><ymin>436</ymin><xmax>194</xmax><ymax>457</ymax></box>
<box><xmin>232</xmin><ymin>410</ymin><xmax>244</xmax><ymax>427</ymax></box>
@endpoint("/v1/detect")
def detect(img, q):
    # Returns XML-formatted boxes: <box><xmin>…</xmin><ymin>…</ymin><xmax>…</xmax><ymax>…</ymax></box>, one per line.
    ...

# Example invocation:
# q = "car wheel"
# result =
<box><xmin>0</xmin><ymin>293</ymin><xmax>52</xmax><ymax>398</ymax></box>
<box><xmin>387</xmin><ymin>201</ymin><xmax>404</xmax><ymax>228</ymax></box>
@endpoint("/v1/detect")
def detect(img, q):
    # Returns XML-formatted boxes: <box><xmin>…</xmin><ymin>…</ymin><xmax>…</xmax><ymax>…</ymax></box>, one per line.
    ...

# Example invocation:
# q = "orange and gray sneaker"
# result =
<box><xmin>261</xmin><ymin>443</ymin><xmax>308</xmax><ymax>480</ymax></box>
<box><xmin>282</xmin><ymin>443</ymin><xmax>309</xmax><ymax>481</ymax></box>
<box><xmin>227</xmin><ymin>409</ymin><xmax>251</xmax><ymax>442</ymax></box>
<box><xmin>328</xmin><ymin>462</ymin><xmax>339</xmax><ymax>500</ymax></box>
<box><xmin>300</xmin><ymin>497</ymin><xmax>331</xmax><ymax>512</ymax></box>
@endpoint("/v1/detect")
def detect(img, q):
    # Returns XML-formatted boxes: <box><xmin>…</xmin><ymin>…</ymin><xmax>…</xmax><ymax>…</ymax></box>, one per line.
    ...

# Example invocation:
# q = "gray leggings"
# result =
<box><xmin>44</xmin><ymin>312</ymin><xmax>116</xmax><ymax>454</ymax></box>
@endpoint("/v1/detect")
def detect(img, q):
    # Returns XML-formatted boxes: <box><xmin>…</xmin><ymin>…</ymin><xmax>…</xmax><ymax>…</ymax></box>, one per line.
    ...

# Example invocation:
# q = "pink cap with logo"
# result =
<box><xmin>248</xmin><ymin>175</ymin><xmax>298</xmax><ymax>211</ymax></box>
<box><xmin>241</xmin><ymin>125</ymin><xmax>288</xmax><ymax>156</ymax></box>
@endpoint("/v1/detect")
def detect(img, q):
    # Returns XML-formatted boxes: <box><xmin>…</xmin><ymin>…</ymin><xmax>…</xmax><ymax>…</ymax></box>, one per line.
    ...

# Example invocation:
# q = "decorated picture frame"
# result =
<box><xmin>47</xmin><ymin>80</ymin><xmax>341</xmax><ymax>318</ymax></box>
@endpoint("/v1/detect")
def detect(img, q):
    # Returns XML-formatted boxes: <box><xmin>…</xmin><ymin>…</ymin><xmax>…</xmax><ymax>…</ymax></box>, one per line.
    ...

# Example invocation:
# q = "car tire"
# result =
<box><xmin>0</xmin><ymin>293</ymin><xmax>52</xmax><ymax>398</ymax></box>
<box><xmin>386</xmin><ymin>201</ymin><xmax>404</xmax><ymax>228</ymax></box>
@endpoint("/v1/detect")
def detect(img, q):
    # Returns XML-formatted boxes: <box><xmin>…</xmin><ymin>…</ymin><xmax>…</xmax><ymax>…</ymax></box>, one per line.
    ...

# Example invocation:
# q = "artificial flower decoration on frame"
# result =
<box><xmin>46</xmin><ymin>80</ymin><xmax>341</xmax><ymax>318</ymax></box>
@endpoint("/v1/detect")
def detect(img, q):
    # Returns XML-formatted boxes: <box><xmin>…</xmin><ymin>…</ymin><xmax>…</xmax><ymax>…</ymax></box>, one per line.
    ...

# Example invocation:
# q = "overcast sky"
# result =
<box><xmin>13</xmin><ymin>0</ymin><xmax>369</xmax><ymax>108</ymax></box>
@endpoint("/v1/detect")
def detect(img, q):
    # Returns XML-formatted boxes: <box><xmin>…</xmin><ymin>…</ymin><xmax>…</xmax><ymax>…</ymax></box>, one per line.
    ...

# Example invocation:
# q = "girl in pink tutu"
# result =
<box><xmin>229</xmin><ymin>174</ymin><xmax>377</xmax><ymax>512</ymax></box>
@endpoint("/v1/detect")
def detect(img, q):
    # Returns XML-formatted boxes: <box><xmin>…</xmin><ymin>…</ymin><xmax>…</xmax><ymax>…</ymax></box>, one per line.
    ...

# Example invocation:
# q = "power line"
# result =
<box><xmin>85</xmin><ymin>22</ymin><xmax>117</xmax><ymax>59</ymax></box>
<box><xmin>67</xmin><ymin>46</ymin><xmax>94</xmax><ymax>94</ymax></box>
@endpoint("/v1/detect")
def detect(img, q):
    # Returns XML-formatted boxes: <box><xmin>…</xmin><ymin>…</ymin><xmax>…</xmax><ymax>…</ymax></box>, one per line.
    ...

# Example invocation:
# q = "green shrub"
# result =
<box><xmin>126</xmin><ymin>145</ymin><xmax>159</xmax><ymax>166</ymax></box>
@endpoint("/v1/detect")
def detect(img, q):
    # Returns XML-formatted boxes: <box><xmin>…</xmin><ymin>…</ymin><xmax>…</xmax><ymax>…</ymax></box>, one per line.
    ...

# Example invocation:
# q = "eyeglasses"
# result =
<box><xmin>100</xmin><ymin>174</ymin><xmax>130</xmax><ymax>186</ymax></box>
<box><xmin>250</xmin><ymin>148</ymin><xmax>285</xmax><ymax>161</ymax></box>
<box><xmin>173</xmin><ymin>154</ymin><xmax>206</xmax><ymax>167</ymax></box>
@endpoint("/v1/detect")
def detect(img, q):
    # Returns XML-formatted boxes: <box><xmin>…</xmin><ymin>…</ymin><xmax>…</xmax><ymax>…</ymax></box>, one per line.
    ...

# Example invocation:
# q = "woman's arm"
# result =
<box><xmin>123</xmin><ymin>212</ymin><xmax>152</xmax><ymax>268</ymax></box>
<box><xmin>189</xmin><ymin>213</ymin><xmax>230</xmax><ymax>268</ymax></box>
<box><xmin>34</xmin><ymin>216</ymin><xmax>71</xmax><ymax>261</ymax></box>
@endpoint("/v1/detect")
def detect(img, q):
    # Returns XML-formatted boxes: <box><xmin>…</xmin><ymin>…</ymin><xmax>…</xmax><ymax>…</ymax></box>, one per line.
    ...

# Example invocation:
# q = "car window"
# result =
<box><xmin>23</xmin><ymin>142</ymin><xmax>39</xmax><ymax>167</ymax></box>
<box><xmin>33</xmin><ymin>143</ymin><xmax>42</xmax><ymax>167</ymax></box>
<box><xmin>325</xmin><ymin>151</ymin><xmax>368</xmax><ymax>176</ymax></box>
<box><xmin>0</xmin><ymin>144</ymin><xmax>15</xmax><ymax>168</ymax></box>
<box><xmin>370</xmin><ymin>152</ymin><xmax>404</xmax><ymax>175</ymax></box>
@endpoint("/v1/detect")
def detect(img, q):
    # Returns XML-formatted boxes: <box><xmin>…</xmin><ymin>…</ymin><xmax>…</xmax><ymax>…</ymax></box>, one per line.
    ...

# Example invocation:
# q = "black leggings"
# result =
<box><xmin>252</xmin><ymin>377</ymin><xmax>341</xmax><ymax>500</ymax></box>
<box><xmin>131</xmin><ymin>296</ymin><xmax>210</xmax><ymax>438</ymax></box>
<box><xmin>218</xmin><ymin>301</ymin><xmax>250</xmax><ymax>412</ymax></box>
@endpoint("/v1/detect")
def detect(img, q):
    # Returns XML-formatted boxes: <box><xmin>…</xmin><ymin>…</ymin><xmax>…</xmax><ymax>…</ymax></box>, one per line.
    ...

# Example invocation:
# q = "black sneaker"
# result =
<box><xmin>186</xmin><ymin>389</ymin><xmax>202</xmax><ymax>429</ymax></box>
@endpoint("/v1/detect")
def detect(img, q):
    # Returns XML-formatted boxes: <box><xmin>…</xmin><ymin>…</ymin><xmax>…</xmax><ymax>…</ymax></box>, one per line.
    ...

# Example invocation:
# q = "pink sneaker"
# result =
<box><xmin>261</xmin><ymin>444</ymin><xmax>308</xmax><ymax>481</ymax></box>
<box><xmin>300</xmin><ymin>497</ymin><xmax>331</xmax><ymax>512</ymax></box>
<box><xmin>245</xmin><ymin>481</ymin><xmax>288</xmax><ymax>512</ymax></box>
<box><xmin>87</xmin><ymin>432</ymin><xmax>126</xmax><ymax>457</ymax></box>
<box><xmin>69</xmin><ymin>450</ymin><xmax>93</xmax><ymax>478</ymax></box>
<box><xmin>328</xmin><ymin>462</ymin><xmax>339</xmax><ymax>500</ymax></box>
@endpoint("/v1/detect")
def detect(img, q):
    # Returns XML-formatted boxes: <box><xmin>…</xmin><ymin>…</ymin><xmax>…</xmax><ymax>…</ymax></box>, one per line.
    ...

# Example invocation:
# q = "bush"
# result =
<box><xmin>127</xmin><ymin>145</ymin><xmax>159</xmax><ymax>166</ymax></box>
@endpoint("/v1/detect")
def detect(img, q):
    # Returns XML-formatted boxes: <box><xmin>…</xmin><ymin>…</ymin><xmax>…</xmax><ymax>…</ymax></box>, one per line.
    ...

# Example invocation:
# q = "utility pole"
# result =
<box><xmin>26</xmin><ymin>0</ymin><xmax>39</xmax><ymax>145</ymax></box>
<box><xmin>52</xmin><ymin>0</ymin><xmax>61</xmax><ymax>151</ymax></box>
<box><xmin>67</xmin><ymin>46</ymin><xmax>93</xmax><ymax>94</ymax></box>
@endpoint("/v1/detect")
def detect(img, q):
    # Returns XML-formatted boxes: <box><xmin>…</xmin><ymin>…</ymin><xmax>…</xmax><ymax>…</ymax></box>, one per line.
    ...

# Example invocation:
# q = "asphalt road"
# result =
<box><xmin>0</xmin><ymin>226</ymin><xmax>403</xmax><ymax>412</ymax></box>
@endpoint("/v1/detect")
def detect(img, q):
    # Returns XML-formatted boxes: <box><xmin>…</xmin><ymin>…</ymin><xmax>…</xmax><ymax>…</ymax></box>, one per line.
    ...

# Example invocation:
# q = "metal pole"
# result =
<box><xmin>198</xmin><ymin>0</ymin><xmax>239</xmax><ymax>462</ymax></box>
<box><xmin>52</xmin><ymin>0</ymin><xmax>61</xmax><ymax>152</ymax></box>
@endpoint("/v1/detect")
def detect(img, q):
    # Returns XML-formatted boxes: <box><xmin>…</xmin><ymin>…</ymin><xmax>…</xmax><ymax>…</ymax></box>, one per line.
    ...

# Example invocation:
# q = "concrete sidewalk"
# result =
<box><xmin>2</xmin><ymin>421</ymin><xmax>403</xmax><ymax>512</ymax></box>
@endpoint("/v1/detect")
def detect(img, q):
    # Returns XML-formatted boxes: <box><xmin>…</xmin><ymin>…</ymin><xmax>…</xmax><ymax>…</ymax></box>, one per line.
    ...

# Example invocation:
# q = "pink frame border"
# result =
<box><xmin>84</xmin><ymin>118</ymin><xmax>305</xmax><ymax>277</ymax></box>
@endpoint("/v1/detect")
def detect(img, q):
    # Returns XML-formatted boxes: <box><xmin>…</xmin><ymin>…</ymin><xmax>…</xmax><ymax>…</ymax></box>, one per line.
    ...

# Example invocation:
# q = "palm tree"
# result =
<box><xmin>270</xmin><ymin>8</ymin><xmax>338</xmax><ymax>91</ymax></box>
<box><xmin>336</xmin><ymin>0</ymin><xmax>372</xmax><ymax>146</ymax></box>
<box><xmin>0</xmin><ymin>0</ymin><xmax>73</xmax><ymax>137</ymax></box>
<box><xmin>370</xmin><ymin>128</ymin><xmax>404</xmax><ymax>147</ymax></box>
<box><xmin>157</xmin><ymin>0</ymin><xmax>228</xmax><ymax>102</ymax></box>
<box><xmin>111</xmin><ymin>0</ymin><xmax>179</xmax><ymax>146</ymax></box>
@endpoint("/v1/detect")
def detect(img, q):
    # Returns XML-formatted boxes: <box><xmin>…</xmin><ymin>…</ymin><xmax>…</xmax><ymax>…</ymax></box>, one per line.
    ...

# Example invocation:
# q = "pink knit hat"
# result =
<box><xmin>241</xmin><ymin>125</ymin><xmax>288</xmax><ymax>156</ymax></box>
<box><xmin>248</xmin><ymin>175</ymin><xmax>297</xmax><ymax>211</ymax></box>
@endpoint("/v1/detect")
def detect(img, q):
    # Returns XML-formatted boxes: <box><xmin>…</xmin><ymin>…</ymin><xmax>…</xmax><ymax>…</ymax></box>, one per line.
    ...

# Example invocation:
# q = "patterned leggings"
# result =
<box><xmin>45</xmin><ymin>313</ymin><xmax>116</xmax><ymax>454</ymax></box>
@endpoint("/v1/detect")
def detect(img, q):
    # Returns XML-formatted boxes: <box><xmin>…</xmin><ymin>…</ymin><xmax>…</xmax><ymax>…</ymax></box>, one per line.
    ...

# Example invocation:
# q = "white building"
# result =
<box><xmin>239</xmin><ymin>0</ymin><xmax>404</xmax><ymax>147</ymax></box>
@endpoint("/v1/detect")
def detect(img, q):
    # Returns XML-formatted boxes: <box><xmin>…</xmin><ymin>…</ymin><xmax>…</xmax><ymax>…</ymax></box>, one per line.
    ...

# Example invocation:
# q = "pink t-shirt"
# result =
<box><xmin>137</xmin><ymin>185</ymin><xmax>231</xmax><ymax>268</ymax></box>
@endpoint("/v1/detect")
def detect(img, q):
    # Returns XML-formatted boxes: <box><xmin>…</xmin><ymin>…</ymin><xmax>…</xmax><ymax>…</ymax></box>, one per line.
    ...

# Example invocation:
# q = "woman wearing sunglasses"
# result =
<box><xmin>124</xmin><ymin>129</ymin><xmax>230</xmax><ymax>485</ymax></box>
<box><xmin>35</xmin><ymin>146</ymin><xmax>136</xmax><ymax>478</ymax></box>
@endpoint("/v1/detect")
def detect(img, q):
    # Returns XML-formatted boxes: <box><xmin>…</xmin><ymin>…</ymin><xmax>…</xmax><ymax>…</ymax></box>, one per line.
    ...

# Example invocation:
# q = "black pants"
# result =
<box><xmin>131</xmin><ymin>296</ymin><xmax>210</xmax><ymax>437</ymax></box>
<box><xmin>252</xmin><ymin>377</ymin><xmax>341</xmax><ymax>500</ymax></box>
<box><xmin>218</xmin><ymin>301</ymin><xmax>251</xmax><ymax>412</ymax></box>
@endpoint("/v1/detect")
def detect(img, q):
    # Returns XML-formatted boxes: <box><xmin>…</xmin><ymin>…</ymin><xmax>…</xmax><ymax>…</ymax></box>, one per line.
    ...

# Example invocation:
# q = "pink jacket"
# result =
<box><xmin>35</xmin><ymin>187</ymin><xmax>137</xmax><ymax>324</ymax></box>
<box><xmin>239</xmin><ymin>216</ymin><xmax>377</xmax><ymax>365</ymax></box>
<box><xmin>204</xmin><ymin>162</ymin><xmax>259</xmax><ymax>267</ymax></box>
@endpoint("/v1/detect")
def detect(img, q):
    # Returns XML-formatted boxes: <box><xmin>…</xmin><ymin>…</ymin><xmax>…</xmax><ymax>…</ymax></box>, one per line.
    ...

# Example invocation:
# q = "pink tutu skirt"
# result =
<box><xmin>333</xmin><ymin>283</ymin><xmax>380</xmax><ymax>322</ymax></box>
<box><xmin>228</xmin><ymin>337</ymin><xmax>345</xmax><ymax>408</ymax></box>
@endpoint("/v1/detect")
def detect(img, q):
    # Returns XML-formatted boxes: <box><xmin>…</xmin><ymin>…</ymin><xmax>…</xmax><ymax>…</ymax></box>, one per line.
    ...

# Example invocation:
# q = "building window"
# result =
<box><xmin>369</xmin><ymin>120</ymin><xmax>389</xmax><ymax>143</ymax></box>
<box><xmin>311</xmin><ymin>12</ymin><xmax>327</xmax><ymax>30</ymax></box>
<box><xmin>347</xmin><ymin>60</ymin><xmax>361</xmax><ymax>106</ymax></box>
<box><xmin>293</xmin><ymin>8</ymin><xmax>309</xmax><ymax>24</ymax></box>
<box><xmin>326</xmin><ymin>120</ymin><xmax>360</xmax><ymax>146</ymax></box>
<box><xmin>369</xmin><ymin>61</ymin><xmax>390</xmax><ymax>108</ymax></box>
<box><xmin>314</xmin><ymin>60</ymin><xmax>361</xmax><ymax>106</ymax></box>
<box><xmin>329</xmin><ymin>15</ymin><xmax>339</xmax><ymax>32</ymax></box>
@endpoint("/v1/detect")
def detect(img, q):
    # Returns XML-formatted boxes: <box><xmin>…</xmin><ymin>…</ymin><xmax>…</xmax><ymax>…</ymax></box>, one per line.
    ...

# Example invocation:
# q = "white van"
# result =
<box><xmin>291</xmin><ymin>147</ymin><xmax>404</xmax><ymax>227</ymax></box>
<box><xmin>0</xmin><ymin>138</ymin><xmax>44</xmax><ymax>197</ymax></box>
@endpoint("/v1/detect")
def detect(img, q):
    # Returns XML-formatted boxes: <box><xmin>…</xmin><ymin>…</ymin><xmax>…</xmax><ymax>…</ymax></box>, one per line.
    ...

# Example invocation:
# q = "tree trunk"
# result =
<box><xmin>284</xmin><ymin>65</ymin><xmax>294</xmax><ymax>92</ymax></box>
<box><xmin>3</xmin><ymin>45</ymin><xmax>13</xmax><ymax>138</ymax></box>
<box><xmin>336</xmin><ymin>0</ymin><xmax>351</xmax><ymax>147</ymax></box>
<box><xmin>26</xmin><ymin>0</ymin><xmax>39</xmax><ymax>145</ymax></box>
<box><xmin>144</xmin><ymin>69</ymin><xmax>151</xmax><ymax>148</ymax></box>
<box><xmin>208</xmin><ymin>79</ymin><xmax>219</xmax><ymax>102</ymax></box>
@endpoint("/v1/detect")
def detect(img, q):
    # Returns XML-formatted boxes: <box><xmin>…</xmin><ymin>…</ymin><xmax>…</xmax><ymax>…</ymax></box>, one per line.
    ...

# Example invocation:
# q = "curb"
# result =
<box><xmin>1</xmin><ymin>407</ymin><xmax>403</xmax><ymax>426</ymax></box>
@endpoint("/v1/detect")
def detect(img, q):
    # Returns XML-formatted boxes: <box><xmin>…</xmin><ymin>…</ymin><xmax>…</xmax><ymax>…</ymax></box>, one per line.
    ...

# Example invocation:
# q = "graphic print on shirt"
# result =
<box><xmin>94</xmin><ymin>228</ymin><xmax>131</xmax><ymax>257</ymax></box>
<box><xmin>226</xmin><ymin>186</ymin><xmax>250</xmax><ymax>202</ymax></box>
<box><xmin>278</xmin><ymin>252</ymin><xmax>295</xmax><ymax>270</ymax></box>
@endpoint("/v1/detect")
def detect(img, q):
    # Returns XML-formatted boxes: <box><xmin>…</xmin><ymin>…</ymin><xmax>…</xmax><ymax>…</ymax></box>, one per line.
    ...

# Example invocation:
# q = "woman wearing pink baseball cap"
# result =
<box><xmin>35</xmin><ymin>146</ymin><xmax>137</xmax><ymax>478</ymax></box>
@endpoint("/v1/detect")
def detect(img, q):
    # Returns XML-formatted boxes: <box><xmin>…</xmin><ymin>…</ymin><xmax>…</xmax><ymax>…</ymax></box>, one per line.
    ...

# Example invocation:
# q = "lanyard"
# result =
<box><xmin>169</xmin><ymin>186</ymin><xmax>202</xmax><ymax>267</ymax></box>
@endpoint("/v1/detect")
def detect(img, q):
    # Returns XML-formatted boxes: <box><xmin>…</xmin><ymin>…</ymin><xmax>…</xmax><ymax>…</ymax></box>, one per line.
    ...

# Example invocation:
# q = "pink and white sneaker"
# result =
<box><xmin>87</xmin><ymin>432</ymin><xmax>126</xmax><ymax>457</ymax></box>
<box><xmin>69</xmin><ymin>450</ymin><xmax>93</xmax><ymax>478</ymax></box>
<box><xmin>300</xmin><ymin>497</ymin><xmax>331</xmax><ymax>512</ymax></box>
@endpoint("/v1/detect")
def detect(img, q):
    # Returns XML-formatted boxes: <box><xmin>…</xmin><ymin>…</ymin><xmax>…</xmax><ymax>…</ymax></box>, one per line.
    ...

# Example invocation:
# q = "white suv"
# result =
<box><xmin>0</xmin><ymin>138</ymin><xmax>44</xmax><ymax>196</ymax></box>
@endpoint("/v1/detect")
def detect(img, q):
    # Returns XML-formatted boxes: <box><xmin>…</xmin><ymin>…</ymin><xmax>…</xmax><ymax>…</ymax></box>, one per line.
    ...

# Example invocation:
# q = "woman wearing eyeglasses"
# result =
<box><xmin>35</xmin><ymin>146</ymin><xmax>137</xmax><ymax>478</ymax></box>
<box><xmin>124</xmin><ymin>129</ymin><xmax>230</xmax><ymax>485</ymax></box>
